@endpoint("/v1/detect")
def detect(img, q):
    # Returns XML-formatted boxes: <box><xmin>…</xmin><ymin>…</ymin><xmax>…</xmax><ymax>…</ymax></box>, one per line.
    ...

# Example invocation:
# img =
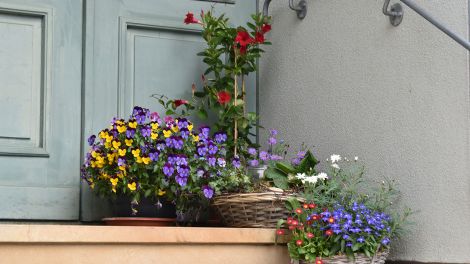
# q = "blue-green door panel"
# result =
<box><xmin>81</xmin><ymin>0</ymin><xmax>257</xmax><ymax>220</ymax></box>
<box><xmin>0</xmin><ymin>0</ymin><xmax>82</xmax><ymax>219</ymax></box>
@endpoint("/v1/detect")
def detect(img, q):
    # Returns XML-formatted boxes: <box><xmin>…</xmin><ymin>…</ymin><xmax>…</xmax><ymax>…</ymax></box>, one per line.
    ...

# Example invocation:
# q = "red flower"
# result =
<box><xmin>312</xmin><ymin>214</ymin><xmax>319</xmax><ymax>221</ymax></box>
<box><xmin>296</xmin><ymin>240</ymin><xmax>303</xmax><ymax>246</ymax></box>
<box><xmin>307</xmin><ymin>233</ymin><xmax>314</xmax><ymax>239</ymax></box>
<box><xmin>184</xmin><ymin>12</ymin><xmax>201</xmax><ymax>24</ymax></box>
<box><xmin>288</xmin><ymin>225</ymin><xmax>296</xmax><ymax>230</ymax></box>
<box><xmin>325</xmin><ymin>229</ymin><xmax>333</xmax><ymax>236</ymax></box>
<box><xmin>239</xmin><ymin>45</ymin><xmax>248</xmax><ymax>54</ymax></box>
<box><xmin>173</xmin><ymin>99</ymin><xmax>189</xmax><ymax>108</ymax></box>
<box><xmin>302</xmin><ymin>204</ymin><xmax>309</xmax><ymax>209</ymax></box>
<box><xmin>287</xmin><ymin>217</ymin><xmax>293</xmax><ymax>225</ymax></box>
<box><xmin>276</xmin><ymin>229</ymin><xmax>285</xmax><ymax>235</ymax></box>
<box><xmin>315</xmin><ymin>258</ymin><xmax>323</xmax><ymax>264</ymax></box>
<box><xmin>328</xmin><ymin>217</ymin><xmax>335</xmax><ymax>223</ymax></box>
<box><xmin>295</xmin><ymin>208</ymin><xmax>303</xmax><ymax>214</ymax></box>
<box><xmin>308</xmin><ymin>203</ymin><xmax>316</xmax><ymax>209</ymax></box>
<box><xmin>254</xmin><ymin>32</ymin><xmax>265</xmax><ymax>44</ymax></box>
<box><xmin>217</xmin><ymin>90</ymin><xmax>231</xmax><ymax>105</ymax></box>
<box><xmin>261</xmin><ymin>23</ymin><xmax>271</xmax><ymax>33</ymax></box>
<box><xmin>291</xmin><ymin>220</ymin><xmax>298</xmax><ymax>226</ymax></box>
<box><xmin>235</xmin><ymin>30</ymin><xmax>254</xmax><ymax>48</ymax></box>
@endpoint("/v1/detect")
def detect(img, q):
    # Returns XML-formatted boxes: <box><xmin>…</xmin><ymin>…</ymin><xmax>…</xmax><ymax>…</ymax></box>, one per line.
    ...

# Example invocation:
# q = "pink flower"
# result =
<box><xmin>149</xmin><ymin>112</ymin><xmax>160</xmax><ymax>122</ymax></box>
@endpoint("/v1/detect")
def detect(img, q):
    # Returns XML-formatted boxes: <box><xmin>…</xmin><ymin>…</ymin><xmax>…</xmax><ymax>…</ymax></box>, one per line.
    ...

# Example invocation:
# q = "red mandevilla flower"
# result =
<box><xmin>287</xmin><ymin>217</ymin><xmax>293</xmax><ymax>225</ymax></box>
<box><xmin>184</xmin><ymin>12</ymin><xmax>201</xmax><ymax>24</ymax></box>
<box><xmin>325</xmin><ymin>229</ymin><xmax>333</xmax><ymax>236</ymax></box>
<box><xmin>235</xmin><ymin>30</ymin><xmax>254</xmax><ymax>48</ymax></box>
<box><xmin>312</xmin><ymin>214</ymin><xmax>319</xmax><ymax>221</ymax></box>
<box><xmin>308</xmin><ymin>203</ymin><xmax>316</xmax><ymax>209</ymax></box>
<box><xmin>276</xmin><ymin>229</ymin><xmax>285</xmax><ymax>235</ymax></box>
<box><xmin>292</xmin><ymin>220</ymin><xmax>298</xmax><ymax>226</ymax></box>
<box><xmin>296</xmin><ymin>240</ymin><xmax>303</xmax><ymax>246</ymax></box>
<box><xmin>307</xmin><ymin>232</ymin><xmax>314</xmax><ymax>239</ymax></box>
<box><xmin>302</xmin><ymin>204</ymin><xmax>309</xmax><ymax>209</ymax></box>
<box><xmin>295</xmin><ymin>208</ymin><xmax>303</xmax><ymax>214</ymax></box>
<box><xmin>261</xmin><ymin>23</ymin><xmax>271</xmax><ymax>33</ymax></box>
<box><xmin>254</xmin><ymin>32</ymin><xmax>265</xmax><ymax>44</ymax></box>
<box><xmin>217</xmin><ymin>90</ymin><xmax>231</xmax><ymax>105</ymax></box>
<box><xmin>174</xmin><ymin>99</ymin><xmax>189</xmax><ymax>108</ymax></box>
<box><xmin>315</xmin><ymin>258</ymin><xmax>323</xmax><ymax>264</ymax></box>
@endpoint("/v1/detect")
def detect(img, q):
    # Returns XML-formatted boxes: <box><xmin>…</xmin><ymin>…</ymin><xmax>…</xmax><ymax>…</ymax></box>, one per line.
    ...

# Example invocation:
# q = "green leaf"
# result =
<box><xmin>352</xmin><ymin>243</ymin><xmax>361</xmax><ymax>252</ymax></box>
<box><xmin>275</xmin><ymin>161</ymin><xmax>296</xmax><ymax>174</ymax></box>
<box><xmin>329</xmin><ymin>243</ymin><xmax>341</xmax><ymax>255</ymax></box>
<box><xmin>165</xmin><ymin>109</ymin><xmax>175</xmax><ymax>115</ymax></box>
<box><xmin>197</xmin><ymin>108</ymin><xmax>208</xmax><ymax>120</ymax></box>
<box><xmin>194</xmin><ymin>91</ymin><xmax>207</xmax><ymax>98</ymax></box>
<box><xmin>297</xmin><ymin>150</ymin><xmax>319</xmax><ymax>174</ymax></box>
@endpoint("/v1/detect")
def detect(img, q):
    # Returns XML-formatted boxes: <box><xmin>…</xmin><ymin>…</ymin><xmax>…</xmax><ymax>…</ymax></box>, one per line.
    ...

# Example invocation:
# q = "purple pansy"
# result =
<box><xmin>126</xmin><ymin>129</ymin><xmax>135</xmax><ymax>139</ymax></box>
<box><xmin>214</xmin><ymin>132</ymin><xmax>227</xmax><ymax>144</ymax></box>
<box><xmin>88</xmin><ymin>135</ymin><xmax>96</xmax><ymax>146</ymax></box>
<box><xmin>163</xmin><ymin>163</ymin><xmax>174</xmax><ymax>177</ymax></box>
<box><xmin>203</xmin><ymin>185</ymin><xmax>214</xmax><ymax>199</ymax></box>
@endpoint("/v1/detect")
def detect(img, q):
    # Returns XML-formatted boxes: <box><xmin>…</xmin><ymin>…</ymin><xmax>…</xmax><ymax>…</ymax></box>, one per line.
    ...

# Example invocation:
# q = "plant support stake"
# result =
<box><xmin>383</xmin><ymin>0</ymin><xmax>470</xmax><ymax>51</ymax></box>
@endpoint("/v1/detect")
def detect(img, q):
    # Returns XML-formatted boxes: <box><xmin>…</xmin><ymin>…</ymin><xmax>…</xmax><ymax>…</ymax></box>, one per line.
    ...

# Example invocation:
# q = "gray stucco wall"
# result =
<box><xmin>259</xmin><ymin>0</ymin><xmax>470</xmax><ymax>262</ymax></box>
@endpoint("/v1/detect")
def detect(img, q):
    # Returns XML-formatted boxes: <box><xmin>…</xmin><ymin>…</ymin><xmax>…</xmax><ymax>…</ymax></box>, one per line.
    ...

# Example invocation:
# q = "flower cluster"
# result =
<box><xmin>81</xmin><ymin>106</ymin><xmax>244</xmax><ymax>213</ymax></box>
<box><xmin>247</xmin><ymin>129</ymin><xmax>285</xmax><ymax>167</ymax></box>
<box><xmin>278</xmin><ymin>201</ymin><xmax>393</xmax><ymax>262</ymax></box>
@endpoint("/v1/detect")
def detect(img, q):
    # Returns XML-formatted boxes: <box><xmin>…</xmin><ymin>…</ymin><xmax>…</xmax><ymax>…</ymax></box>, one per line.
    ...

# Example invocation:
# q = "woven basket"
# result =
<box><xmin>298</xmin><ymin>250</ymin><xmax>389</xmax><ymax>264</ymax></box>
<box><xmin>212</xmin><ymin>192</ymin><xmax>302</xmax><ymax>228</ymax></box>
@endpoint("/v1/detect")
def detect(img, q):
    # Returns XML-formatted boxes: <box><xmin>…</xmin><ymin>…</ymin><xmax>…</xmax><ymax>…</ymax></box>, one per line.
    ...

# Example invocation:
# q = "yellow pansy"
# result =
<box><xmin>163</xmin><ymin>129</ymin><xmax>172</xmax><ymax>138</ymax></box>
<box><xmin>112</xmin><ymin>141</ymin><xmax>121</xmax><ymax>149</ymax></box>
<box><xmin>98</xmin><ymin>131</ymin><xmax>108</xmax><ymax>139</ymax></box>
<box><xmin>91</xmin><ymin>151</ymin><xmax>99</xmax><ymax>158</ymax></box>
<box><xmin>131</xmin><ymin>149</ymin><xmax>140</xmax><ymax>158</ymax></box>
<box><xmin>90</xmin><ymin>161</ymin><xmax>96</xmax><ymax>168</ymax></box>
<box><xmin>142</xmin><ymin>156</ymin><xmax>151</xmax><ymax>165</ymax></box>
<box><xmin>110</xmin><ymin>178</ymin><xmax>118</xmax><ymax>186</ymax></box>
<box><xmin>151</xmin><ymin>133</ymin><xmax>158</xmax><ymax>140</ymax></box>
<box><xmin>187</xmin><ymin>123</ymin><xmax>193</xmax><ymax>131</ymax></box>
<box><xmin>128</xmin><ymin>121</ymin><xmax>137</xmax><ymax>129</ymax></box>
<box><xmin>125</xmin><ymin>139</ymin><xmax>133</xmax><ymax>147</ymax></box>
<box><xmin>105</xmin><ymin>135</ymin><xmax>113</xmax><ymax>143</ymax></box>
<box><xmin>171</xmin><ymin>125</ymin><xmax>179</xmax><ymax>133</ymax></box>
<box><xmin>116</xmin><ymin>172</ymin><xmax>124</xmax><ymax>179</ymax></box>
<box><xmin>135</xmin><ymin>156</ymin><xmax>143</xmax><ymax>163</ymax></box>
<box><xmin>89</xmin><ymin>179</ymin><xmax>95</xmax><ymax>189</ymax></box>
<box><xmin>151</xmin><ymin>122</ymin><xmax>159</xmax><ymax>130</ymax></box>
<box><xmin>107</xmin><ymin>153</ymin><xmax>116</xmax><ymax>163</ymax></box>
<box><xmin>157</xmin><ymin>189</ymin><xmax>166</xmax><ymax>196</ymax></box>
<box><xmin>116</xmin><ymin>119</ymin><xmax>124</xmax><ymax>125</ymax></box>
<box><xmin>118</xmin><ymin>165</ymin><xmax>126</xmax><ymax>171</ymax></box>
<box><xmin>104</xmin><ymin>142</ymin><xmax>112</xmax><ymax>149</ymax></box>
<box><xmin>99</xmin><ymin>172</ymin><xmax>109</xmax><ymax>180</ymax></box>
<box><xmin>128</xmin><ymin>182</ymin><xmax>137</xmax><ymax>191</ymax></box>
<box><xmin>118</xmin><ymin>148</ymin><xmax>126</xmax><ymax>156</ymax></box>
<box><xmin>192</xmin><ymin>134</ymin><xmax>199</xmax><ymax>142</ymax></box>
<box><xmin>117</xmin><ymin>125</ymin><xmax>127</xmax><ymax>133</ymax></box>
<box><xmin>112</xmin><ymin>187</ymin><xmax>116</xmax><ymax>193</ymax></box>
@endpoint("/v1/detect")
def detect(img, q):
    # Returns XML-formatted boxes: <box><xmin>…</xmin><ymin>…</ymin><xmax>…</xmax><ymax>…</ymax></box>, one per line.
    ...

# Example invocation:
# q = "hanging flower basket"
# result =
<box><xmin>212</xmin><ymin>191</ymin><xmax>304</xmax><ymax>228</ymax></box>
<box><xmin>298</xmin><ymin>250</ymin><xmax>389</xmax><ymax>264</ymax></box>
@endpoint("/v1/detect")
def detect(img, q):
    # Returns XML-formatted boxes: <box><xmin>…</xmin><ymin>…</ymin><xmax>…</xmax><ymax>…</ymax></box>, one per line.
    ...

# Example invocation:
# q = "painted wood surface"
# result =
<box><xmin>0</xmin><ymin>0</ymin><xmax>82</xmax><ymax>219</ymax></box>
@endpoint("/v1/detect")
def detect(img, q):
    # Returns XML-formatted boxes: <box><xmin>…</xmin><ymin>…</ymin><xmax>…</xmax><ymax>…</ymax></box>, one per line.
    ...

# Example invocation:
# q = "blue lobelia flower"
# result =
<box><xmin>357</xmin><ymin>236</ymin><xmax>365</xmax><ymax>243</ymax></box>
<box><xmin>381</xmin><ymin>237</ymin><xmax>390</xmax><ymax>245</ymax></box>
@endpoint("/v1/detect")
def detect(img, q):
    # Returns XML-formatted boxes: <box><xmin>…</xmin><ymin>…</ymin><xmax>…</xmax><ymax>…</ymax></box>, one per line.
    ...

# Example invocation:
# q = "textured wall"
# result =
<box><xmin>259</xmin><ymin>0</ymin><xmax>470</xmax><ymax>262</ymax></box>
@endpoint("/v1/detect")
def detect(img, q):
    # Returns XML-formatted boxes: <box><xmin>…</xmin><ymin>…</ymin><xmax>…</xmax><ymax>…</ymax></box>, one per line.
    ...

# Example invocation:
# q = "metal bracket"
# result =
<box><xmin>383</xmin><ymin>0</ymin><xmax>404</xmax><ymax>26</ymax></box>
<box><xmin>263</xmin><ymin>0</ymin><xmax>307</xmax><ymax>19</ymax></box>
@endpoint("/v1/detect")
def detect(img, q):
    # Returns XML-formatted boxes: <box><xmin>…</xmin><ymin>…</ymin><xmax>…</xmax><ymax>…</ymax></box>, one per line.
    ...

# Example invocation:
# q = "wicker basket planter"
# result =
<box><xmin>298</xmin><ymin>250</ymin><xmax>389</xmax><ymax>264</ymax></box>
<box><xmin>212</xmin><ymin>192</ymin><xmax>302</xmax><ymax>228</ymax></box>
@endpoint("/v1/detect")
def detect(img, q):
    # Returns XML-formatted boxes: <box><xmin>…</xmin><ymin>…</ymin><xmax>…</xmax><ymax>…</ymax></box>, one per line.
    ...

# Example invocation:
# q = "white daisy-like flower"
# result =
<box><xmin>316</xmin><ymin>172</ymin><xmax>328</xmax><ymax>180</ymax></box>
<box><xmin>295</xmin><ymin>173</ymin><xmax>306</xmax><ymax>180</ymax></box>
<box><xmin>330</xmin><ymin>154</ymin><xmax>341</xmax><ymax>163</ymax></box>
<box><xmin>331</xmin><ymin>163</ymin><xmax>340</xmax><ymax>169</ymax></box>
<box><xmin>303</xmin><ymin>176</ymin><xmax>318</xmax><ymax>184</ymax></box>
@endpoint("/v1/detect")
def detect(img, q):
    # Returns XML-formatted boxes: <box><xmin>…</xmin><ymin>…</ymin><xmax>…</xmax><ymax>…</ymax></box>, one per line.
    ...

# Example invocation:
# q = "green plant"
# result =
<box><xmin>155</xmin><ymin>10</ymin><xmax>272</xmax><ymax>161</ymax></box>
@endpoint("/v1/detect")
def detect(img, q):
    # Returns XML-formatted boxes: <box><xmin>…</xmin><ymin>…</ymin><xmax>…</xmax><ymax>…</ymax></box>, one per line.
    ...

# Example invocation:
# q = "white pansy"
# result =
<box><xmin>330</xmin><ymin>154</ymin><xmax>341</xmax><ymax>163</ymax></box>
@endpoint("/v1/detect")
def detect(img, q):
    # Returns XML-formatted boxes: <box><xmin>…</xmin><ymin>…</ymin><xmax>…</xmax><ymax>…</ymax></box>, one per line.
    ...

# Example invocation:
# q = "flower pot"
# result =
<box><xmin>110</xmin><ymin>196</ymin><xmax>176</xmax><ymax>218</ymax></box>
<box><xmin>298</xmin><ymin>250</ymin><xmax>389</xmax><ymax>264</ymax></box>
<box><xmin>247</xmin><ymin>165</ymin><xmax>268</xmax><ymax>181</ymax></box>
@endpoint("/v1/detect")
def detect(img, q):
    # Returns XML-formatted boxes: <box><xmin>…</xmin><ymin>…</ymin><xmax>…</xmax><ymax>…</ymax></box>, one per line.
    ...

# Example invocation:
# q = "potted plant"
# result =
<box><xmin>81</xmin><ymin>106</ymin><xmax>249</xmax><ymax>225</ymax></box>
<box><xmin>276</xmin><ymin>155</ymin><xmax>413</xmax><ymax>263</ymax></box>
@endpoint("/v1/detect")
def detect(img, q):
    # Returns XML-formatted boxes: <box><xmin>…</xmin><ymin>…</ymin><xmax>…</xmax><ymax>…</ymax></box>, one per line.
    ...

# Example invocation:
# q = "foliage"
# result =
<box><xmin>155</xmin><ymin>10</ymin><xmax>272</xmax><ymax>162</ymax></box>
<box><xmin>81</xmin><ymin>106</ymin><xmax>250</xmax><ymax>214</ymax></box>
<box><xmin>277</xmin><ymin>155</ymin><xmax>413</xmax><ymax>263</ymax></box>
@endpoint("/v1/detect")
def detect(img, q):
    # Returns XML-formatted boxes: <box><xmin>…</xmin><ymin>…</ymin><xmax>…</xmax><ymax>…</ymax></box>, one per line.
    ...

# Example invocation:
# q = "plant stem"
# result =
<box><xmin>242</xmin><ymin>75</ymin><xmax>246</xmax><ymax>115</ymax></box>
<box><xmin>234</xmin><ymin>74</ymin><xmax>238</xmax><ymax>156</ymax></box>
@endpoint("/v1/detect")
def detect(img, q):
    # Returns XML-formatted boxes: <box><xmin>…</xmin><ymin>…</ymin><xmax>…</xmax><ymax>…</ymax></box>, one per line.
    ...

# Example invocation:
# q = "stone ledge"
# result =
<box><xmin>0</xmin><ymin>224</ymin><xmax>281</xmax><ymax>244</ymax></box>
